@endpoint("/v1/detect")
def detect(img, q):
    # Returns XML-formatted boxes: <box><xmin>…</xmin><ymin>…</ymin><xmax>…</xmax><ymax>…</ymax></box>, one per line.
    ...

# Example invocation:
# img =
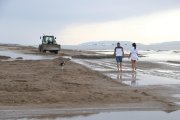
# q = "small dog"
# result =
<box><xmin>59</xmin><ymin>58</ymin><xmax>71</xmax><ymax>70</ymax></box>
<box><xmin>60</xmin><ymin>61</ymin><xmax>65</xmax><ymax>66</ymax></box>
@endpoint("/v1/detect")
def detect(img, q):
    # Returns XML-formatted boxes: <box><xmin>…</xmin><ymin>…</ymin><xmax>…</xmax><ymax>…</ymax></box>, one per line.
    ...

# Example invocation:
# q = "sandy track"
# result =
<box><xmin>0</xmin><ymin>58</ymin><xmax>154</xmax><ymax>106</ymax></box>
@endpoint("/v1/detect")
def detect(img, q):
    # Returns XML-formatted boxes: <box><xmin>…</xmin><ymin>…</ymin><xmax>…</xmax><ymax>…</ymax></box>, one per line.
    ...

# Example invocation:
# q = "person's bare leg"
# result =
<box><xmin>134</xmin><ymin>61</ymin><xmax>137</xmax><ymax>70</ymax></box>
<box><xmin>131</xmin><ymin>60</ymin><xmax>134</xmax><ymax>71</ymax></box>
<box><xmin>133</xmin><ymin>61</ymin><xmax>136</xmax><ymax>71</ymax></box>
<box><xmin>120</xmin><ymin>62</ymin><xmax>122</xmax><ymax>71</ymax></box>
<box><xmin>117</xmin><ymin>63</ymin><xmax>120</xmax><ymax>71</ymax></box>
<box><xmin>132</xmin><ymin>60</ymin><xmax>136</xmax><ymax>71</ymax></box>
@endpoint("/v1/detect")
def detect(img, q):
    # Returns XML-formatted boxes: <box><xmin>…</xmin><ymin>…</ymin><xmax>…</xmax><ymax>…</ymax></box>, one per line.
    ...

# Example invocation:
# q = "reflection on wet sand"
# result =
<box><xmin>116</xmin><ymin>71</ymin><xmax>137</xmax><ymax>86</ymax></box>
<box><xmin>131</xmin><ymin>72</ymin><xmax>137</xmax><ymax>86</ymax></box>
<box><xmin>117</xmin><ymin>72</ymin><xmax>122</xmax><ymax>80</ymax></box>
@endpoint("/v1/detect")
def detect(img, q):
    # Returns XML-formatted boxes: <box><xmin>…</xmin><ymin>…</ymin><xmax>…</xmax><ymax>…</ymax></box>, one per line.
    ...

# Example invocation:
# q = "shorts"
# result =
<box><xmin>116</xmin><ymin>56</ymin><xmax>123</xmax><ymax>63</ymax></box>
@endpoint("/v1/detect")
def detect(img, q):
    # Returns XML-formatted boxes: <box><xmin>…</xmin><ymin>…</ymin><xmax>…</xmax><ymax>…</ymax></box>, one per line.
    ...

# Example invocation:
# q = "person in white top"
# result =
<box><xmin>129</xmin><ymin>43</ymin><xmax>138</xmax><ymax>71</ymax></box>
<box><xmin>114</xmin><ymin>42</ymin><xmax>124</xmax><ymax>71</ymax></box>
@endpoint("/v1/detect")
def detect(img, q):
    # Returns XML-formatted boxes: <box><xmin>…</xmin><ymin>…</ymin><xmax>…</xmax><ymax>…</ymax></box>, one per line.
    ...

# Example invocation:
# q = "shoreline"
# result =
<box><xmin>0</xmin><ymin>102</ymin><xmax>178</xmax><ymax>119</ymax></box>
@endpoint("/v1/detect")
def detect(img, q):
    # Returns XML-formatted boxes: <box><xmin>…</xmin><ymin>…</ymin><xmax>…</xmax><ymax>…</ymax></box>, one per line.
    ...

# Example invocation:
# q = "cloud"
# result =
<box><xmin>58</xmin><ymin>9</ymin><xmax>180</xmax><ymax>45</ymax></box>
<box><xmin>1</xmin><ymin>0</ymin><xmax>180</xmax><ymax>45</ymax></box>
<box><xmin>1</xmin><ymin>0</ymin><xmax>180</xmax><ymax>23</ymax></box>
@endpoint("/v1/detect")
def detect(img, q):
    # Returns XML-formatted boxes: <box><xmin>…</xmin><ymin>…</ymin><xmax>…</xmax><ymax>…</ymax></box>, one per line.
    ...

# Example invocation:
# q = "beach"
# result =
<box><xmin>0</xmin><ymin>45</ymin><xmax>180</xmax><ymax>119</ymax></box>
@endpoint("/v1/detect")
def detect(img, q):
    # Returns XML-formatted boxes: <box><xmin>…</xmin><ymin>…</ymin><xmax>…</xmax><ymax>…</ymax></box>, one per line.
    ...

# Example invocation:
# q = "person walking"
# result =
<box><xmin>129</xmin><ymin>43</ymin><xmax>138</xmax><ymax>71</ymax></box>
<box><xmin>114</xmin><ymin>42</ymin><xmax>124</xmax><ymax>71</ymax></box>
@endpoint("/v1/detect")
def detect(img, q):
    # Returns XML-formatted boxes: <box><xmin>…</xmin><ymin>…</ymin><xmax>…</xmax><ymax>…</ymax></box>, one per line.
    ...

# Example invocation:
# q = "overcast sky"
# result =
<box><xmin>1</xmin><ymin>0</ymin><xmax>180</xmax><ymax>45</ymax></box>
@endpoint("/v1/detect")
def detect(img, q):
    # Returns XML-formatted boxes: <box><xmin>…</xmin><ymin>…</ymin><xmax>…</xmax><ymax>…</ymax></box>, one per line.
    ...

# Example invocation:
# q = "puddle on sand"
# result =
<box><xmin>73</xmin><ymin>59</ymin><xmax>180</xmax><ymax>87</ymax></box>
<box><xmin>106</xmin><ymin>71</ymin><xmax>180</xmax><ymax>86</ymax></box>
<box><xmin>0</xmin><ymin>50</ymin><xmax>56</xmax><ymax>60</ymax></box>
<box><xmin>172</xmin><ymin>94</ymin><xmax>180</xmax><ymax>98</ymax></box>
<box><xmin>175</xmin><ymin>102</ymin><xmax>180</xmax><ymax>105</ymax></box>
<box><xmin>15</xmin><ymin>110</ymin><xmax>180</xmax><ymax>120</ymax></box>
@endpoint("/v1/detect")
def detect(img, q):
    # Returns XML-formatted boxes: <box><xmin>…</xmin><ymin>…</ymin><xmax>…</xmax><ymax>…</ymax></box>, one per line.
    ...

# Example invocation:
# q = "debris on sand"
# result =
<box><xmin>16</xmin><ymin>57</ymin><xmax>23</xmax><ymax>60</ymax></box>
<box><xmin>0</xmin><ymin>55</ymin><xmax>11</xmax><ymax>60</ymax></box>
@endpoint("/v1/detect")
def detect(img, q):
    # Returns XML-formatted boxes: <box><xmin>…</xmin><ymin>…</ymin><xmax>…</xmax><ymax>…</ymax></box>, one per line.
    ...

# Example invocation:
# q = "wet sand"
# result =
<box><xmin>0</xmin><ymin>45</ymin><xmax>179</xmax><ymax>119</ymax></box>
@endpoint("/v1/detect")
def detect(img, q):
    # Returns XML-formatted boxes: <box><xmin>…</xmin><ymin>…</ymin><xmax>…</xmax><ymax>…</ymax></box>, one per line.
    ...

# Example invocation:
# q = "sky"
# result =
<box><xmin>0</xmin><ymin>0</ymin><xmax>180</xmax><ymax>45</ymax></box>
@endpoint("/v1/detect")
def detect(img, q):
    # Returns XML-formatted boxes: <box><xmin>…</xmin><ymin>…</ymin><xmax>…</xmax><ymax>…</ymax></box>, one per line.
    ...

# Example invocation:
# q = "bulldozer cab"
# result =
<box><xmin>42</xmin><ymin>36</ymin><xmax>57</xmax><ymax>45</ymax></box>
<box><xmin>39</xmin><ymin>35</ymin><xmax>60</xmax><ymax>54</ymax></box>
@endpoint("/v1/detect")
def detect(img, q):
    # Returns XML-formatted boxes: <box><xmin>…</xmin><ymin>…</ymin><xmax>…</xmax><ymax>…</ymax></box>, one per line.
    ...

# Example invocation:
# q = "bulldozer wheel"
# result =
<box><xmin>39</xmin><ymin>47</ymin><xmax>42</xmax><ymax>52</ymax></box>
<box><xmin>54</xmin><ymin>51</ymin><xmax>58</xmax><ymax>54</ymax></box>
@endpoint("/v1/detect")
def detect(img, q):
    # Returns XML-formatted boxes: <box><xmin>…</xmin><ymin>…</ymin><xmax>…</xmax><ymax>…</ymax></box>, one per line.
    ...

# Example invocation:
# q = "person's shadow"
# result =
<box><xmin>131</xmin><ymin>72</ymin><xmax>137</xmax><ymax>86</ymax></box>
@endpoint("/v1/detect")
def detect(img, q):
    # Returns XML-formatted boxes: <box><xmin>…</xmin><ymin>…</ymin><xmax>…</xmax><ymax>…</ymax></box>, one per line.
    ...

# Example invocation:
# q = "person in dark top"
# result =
<box><xmin>114</xmin><ymin>42</ymin><xmax>124</xmax><ymax>71</ymax></box>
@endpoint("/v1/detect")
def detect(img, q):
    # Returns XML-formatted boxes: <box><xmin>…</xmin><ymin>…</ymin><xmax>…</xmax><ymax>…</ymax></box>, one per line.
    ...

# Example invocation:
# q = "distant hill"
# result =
<box><xmin>143</xmin><ymin>41</ymin><xmax>180</xmax><ymax>50</ymax></box>
<box><xmin>78</xmin><ymin>41</ymin><xmax>133</xmax><ymax>50</ymax></box>
<box><xmin>79</xmin><ymin>41</ymin><xmax>131</xmax><ymax>46</ymax></box>
<box><xmin>62</xmin><ymin>41</ymin><xmax>180</xmax><ymax>51</ymax></box>
<box><xmin>63</xmin><ymin>41</ymin><xmax>135</xmax><ymax>50</ymax></box>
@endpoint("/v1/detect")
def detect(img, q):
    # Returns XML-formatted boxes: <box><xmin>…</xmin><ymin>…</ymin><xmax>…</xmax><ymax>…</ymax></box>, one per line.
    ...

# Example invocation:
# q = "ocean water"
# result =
<box><xmin>95</xmin><ymin>49</ymin><xmax>180</xmax><ymax>62</ymax></box>
<box><xmin>0</xmin><ymin>50</ymin><xmax>56</xmax><ymax>60</ymax></box>
<box><xmin>140</xmin><ymin>50</ymin><xmax>180</xmax><ymax>63</ymax></box>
